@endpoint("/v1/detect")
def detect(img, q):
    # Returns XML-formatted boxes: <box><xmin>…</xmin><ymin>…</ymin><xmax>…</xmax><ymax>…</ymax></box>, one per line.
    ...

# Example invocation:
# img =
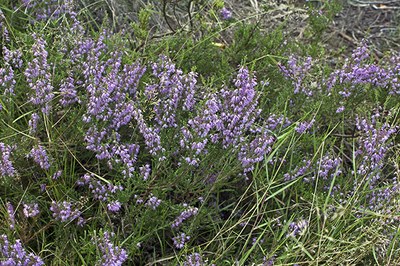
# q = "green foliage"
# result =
<box><xmin>305</xmin><ymin>1</ymin><xmax>343</xmax><ymax>42</ymax></box>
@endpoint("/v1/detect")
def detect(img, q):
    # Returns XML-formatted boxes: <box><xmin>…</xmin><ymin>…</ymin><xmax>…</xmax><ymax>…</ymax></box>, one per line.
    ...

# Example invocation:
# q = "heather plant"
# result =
<box><xmin>0</xmin><ymin>0</ymin><xmax>400</xmax><ymax>265</ymax></box>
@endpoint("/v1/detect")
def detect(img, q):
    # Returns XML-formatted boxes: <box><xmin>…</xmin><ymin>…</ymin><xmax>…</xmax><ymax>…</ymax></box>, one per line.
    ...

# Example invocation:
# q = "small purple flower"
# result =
<box><xmin>318</xmin><ymin>155</ymin><xmax>342</xmax><ymax>179</ymax></box>
<box><xmin>133</xmin><ymin>194</ymin><xmax>144</xmax><ymax>204</ymax></box>
<box><xmin>28</xmin><ymin>113</ymin><xmax>40</xmax><ymax>135</ymax></box>
<box><xmin>95</xmin><ymin>231</ymin><xmax>128</xmax><ymax>266</ymax></box>
<box><xmin>336</xmin><ymin>106</ymin><xmax>345</xmax><ymax>113</ymax></box>
<box><xmin>59</xmin><ymin>76</ymin><xmax>79</xmax><ymax>106</ymax></box>
<box><xmin>24</xmin><ymin>35</ymin><xmax>54</xmax><ymax>115</ymax></box>
<box><xmin>0</xmin><ymin>47</ymin><xmax>17</xmax><ymax>96</ymax></box>
<box><xmin>76</xmin><ymin>173</ymin><xmax>92</xmax><ymax>186</ymax></box>
<box><xmin>0</xmin><ymin>235</ymin><xmax>44</xmax><ymax>266</ymax></box>
<box><xmin>139</xmin><ymin>164</ymin><xmax>151</xmax><ymax>181</ymax></box>
<box><xmin>50</xmin><ymin>201</ymin><xmax>81</xmax><ymax>223</ymax></box>
<box><xmin>183</xmin><ymin>253</ymin><xmax>205</xmax><ymax>266</ymax></box>
<box><xmin>21</xmin><ymin>0</ymin><xmax>73</xmax><ymax>22</ymax></box>
<box><xmin>0</xmin><ymin>11</ymin><xmax>10</xmax><ymax>42</ymax></box>
<box><xmin>77</xmin><ymin>174</ymin><xmax>123</xmax><ymax>202</ymax></box>
<box><xmin>279</xmin><ymin>55</ymin><xmax>314</xmax><ymax>96</ymax></box>
<box><xmin>262</xmin><ymin>255</ymin><xmax>275</xmax><ymax>266</ymax></box>
<box><xmin>265</xmin><ymin>114</ymin><xmax>291</xmax><ymax>131</ymax></box>
<box><xmin>288</xmin><ymin>219</ymin><xmax>308</xmax><ymax>237</ymax></box>
<box><xmin>88</xmin><ymin>180</ymin><xmax>123</xmax><ymax>202</ymax></box>
<box><xmin>145</xmin><ymin>195</ymin><xmax>161</xmax><ymax>210</ymax></box>
<box><xmin>28</xmin><ymin>145</ymin><xmax>51</xmax><ymax>170</ymax></box>
<box><xmin>284</xmin><ymin>159</ymin><xmax>312</xmax><ymax>181</ymax></box>
<box><xmin>220</xmin><ymin>7</ymin><xmax>232</xmax><ymax>20</ymax></box>
<box><xmin>0</xmin><ymin>142</ymin><xmax>15</xmax><ymax>177</ymax></box>
<box><xmin>52</xmin><ymin>170</ymin><xmax>62</xmax><ymax>180</ymax></box>
<box><xmin>77</xmin><ymin>217</ymin><xmax>86</xmax><ymax>227</ymax></box>
<box><xmin>295</xmin><ymin>119</ymin><xmax>315</xmax><ymax>134</ymax></box>
<box><xmin>107</xmin><ymin>201</ymin><xmax>122</xmax><ymax>212</ymax></box>
<box><xmin>40</xmin><ymin>183</ymin><xmax>47</xmax><ymax>192</ymax></box>
<box><xmin>171</xmin><ymin>206</ymin><xmax>198</xmax><ymax>228</ymax></box>
<box><xmin>6</xmin><ymin>202</ymin><xmax>15</xmax><ymax>230</ymax></box>
<box><xmin>352</xmin><ymin>40</ymin><xmax>370</xmax><ymax>63</ymax></box>
<box><xmin>23</xmin><ymin>203</ymin><xmax>40</xmax><ymax>218</ymax></box>
<box><xmin>172</xmin><ymin>232</ymin><xmax>190</xmax><ymax>249</ymax></box>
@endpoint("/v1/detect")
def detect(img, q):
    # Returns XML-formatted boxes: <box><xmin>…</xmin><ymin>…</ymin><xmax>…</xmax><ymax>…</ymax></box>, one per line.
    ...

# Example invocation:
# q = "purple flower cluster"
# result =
<box><xmin>139</xmin><ymin>164</ymin><xmax>151</xmax><ymax>181</ymax></box>
<box><xmin>0</xmin><ymin>143</ymin><xmax>15</xmax><ymax>177</ymax></box>
<box><xmin>28</xmin><ymin>113</ymin><xmax>40</xmax><ymax>135</ymax></box>
<box><xmin>95</xmin><ymin>231</ymin><xmax>127</xmax><ymax>266</ymax></box>
<box><xmin>77</xmin><ymin>173</ymin><xmax>123</xmax><ymax>202</ymax></box>
<box><xmin>238</xmin><ymin>130</ymin><xmax>275</xmax><ymax>172</ymax></box>
<box><xmin>325</xmin><ymin>41</ymin><xmax>400</xmax><ymax>98</ymax></box>
<box><xmin>59</xmin><ymin>76</ymin><xmax>79</xmax><ymax>106</ymax></box>
<box><xmin>23</xmin><ymin>203</ymin><xmax>40</xmax><ymax>218</ymax></box>
<box><xmin>24</xmin><ymin>35</ymin><xmax>54</xmax><ymax>115</ymax></box>
<box><xmin>6</xmin><ymin>202</ymin><xmax>15</xmax><ymax>231</ymax></box>
<box><xmin>50</xmin><ymin>200</ymin><xmax>82</xmax><ymax>223</ymax></box>
<box><xmin>220</xmin><ymin>67</ymin><xmax>261</xmax><ymax>147</ymax></box>
<box><xmin>171</xmin><ymin>205</ymin><xmax>198</xmax><ymax>228</ymax></box>
<box><xmin>0</xmin><ymin>46</ymin><xmax>21</xmax><ymax>97</ymax></box>
<box><xmin>220</xmin><ymin>7</ymin><xmax>232</xmax><ymax>20</ymax></box>
<box><xmin>0</xmin><ymin>10</ymin><xmax>10</xmax><ymax>43</ymax></box>
<box><xmin>351</xmin><ymin>114</ymin><xmax>398</xmax><ymax>212</ymax></box>
<box><xmin>368</xmin><ymin>179</ymin><xmax>400</xmax><ymax>213</ymax></box>
<box><xmin>279</xmin><ymin>56</ymin><xmax>314</xmax><ymax>96</ymax></box>
<box><xmin>354</xmin><ymin>115</ymin><xmax>396</xmax><ymax>187</ymax></box>
<box><xmin>295</xmin><ymin>119</ymin><xmax>315</xmax><ymax>134</ymax></box>
<box><xmin>82</xmin><ymin>50</ymin><xmax>135</xmax><ymax>129</ymax></box>
<box><xmin>287</xmin><ymin>218</ymin><xmax>308</xmax><ymax>237</ymax></box>
<box><xmin>133</xmin><ymin>109</ymin><xmax>164</xmax><ymax>157</ymax></box>
<box><xmin>183</xmin><ymin>253</ymin><xmax>206</xmax><ymax>266</ymax></box>
<box><xmin>284</xmin><ymin>159</ymin><xmax>312</xmax><ymax>181</ymax></box>
<box><xmin>283</xmin><ymin>153</ymin><xmax>343</xmax><ymax>185</ymax></box>
<box><xmin>265</xmin><ymin>114</ymin><xmax>292</xmax><ymax>131</ymax></box>
<box><xmin>28</xmin><ymin>145</ymin><xmax>51</xmax><ymax>170</ymax></box>
<box><xmin>317</xmin><ymin>155</ymin><xmax>342</xmax><ymax>179</ymax></box>
<box><xmin>262</xmin><ymin>256</ymin><xmax>275</xmax><ymax>266</ymax></box>
<box><xmin>144</xmin><ymin>195</ymin><xmax>162</xmax><ymax>210</ymax></box>
<box><xmin>0</xmin><ymin>235</ymin><xmax>44</xmax><ymax>266</ymax></box>
<box><xmin>63</xmin><ymin>36</ymin><xmax>275</xmax><ymax>174</ymax></box>
<box><xmin>146</xmin><ymin>56</ymin><xmax>198</xmax><ymax>129</ymax></box>
<box><xmin>107</xmin><ymin>201</ymin><xmax>122</xmax><ymax>213</ymax></box>
<box><xmin>178</xmin><ymin>66</ymin><xmax>275</xmax><ymax>171</ymax></box>
<box><xmin>172</xmin><ymin>232</ymin><xmax>190</xmax><ymax>249</ymax></box>
<box><xmin>133</xmin><ymin>194</ymin><xmax>162</xmax><ymax>210</ymax></box>
<box><xmin>21</xmin><ymin>0</ymin><xmax>74</xmax><ymax>22</ymax></box>
<box><xmin>84</xmin><ymin>128</ymin><xmax>141</xmax><ymax>175</ymax></box>
<box><xmin>52</xmin><ymin>170</ymin><xmax>62</xmax><ymax>180</ymax></box>
<box><xmin>75</xmin><ymin>32</ymin><xmax>147</xmax><ymax>176</ymax></box>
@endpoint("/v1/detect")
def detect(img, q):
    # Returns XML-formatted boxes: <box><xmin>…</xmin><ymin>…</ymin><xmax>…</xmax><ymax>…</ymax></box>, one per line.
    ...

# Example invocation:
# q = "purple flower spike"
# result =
<box><xmin>24</xmin><ymin>35</ymin><xmax>54</xmax><ymax>115</ymax></box>
<box><xmin>50</xmin><ymin>201</ymin><xmax>82</xmax><ymax>223</ymax></box>
<box><xmin>6</xmin><ymin>202</ymin><xmax>15</xmax><ymax>230</ymax></box>
<box><xmin>0</xmin><ymin>235</ymin><xmax>44</xmax><ymax>266</ymax></box>
<box><xmin>183</xmin><ymin>253</ymin><xmax>207</xmax><ymax>266</ymax></box>
<box><xmin>0</xmin><ymin>143</ymin><xmax>15</xmax><ymax>177</ymax></box>
<box><xmin>23</xmin><ymin>203</ymin><xmax>40</xmax><ymax>218</ymax></box>
<box><xmin>107</xmin><ymin>201</ymin><xmax>122</xmax><ymax>212</ymax></box>
<box><xmin>28</xmin><ymin>145</ymin><xmax>51</xmax><ymax>170</ymax></box>
<box><xmin>172</xmin><ymin>232</ymin><xmax>190</xmax><ymax>249</ymax></box>
<box><xmin>171</xmin><ymin>206</ymin><xmax>198</xmax><ymax>228</ymax></box>
<box><xmin>95</xmin><ymin>231</ymin><xmax>128</xmax><ymax>266</ymax></box>
<box><xmin>145</xmin><ymin>195</ymin><xmax>162</xmax><ymax>210</ymax></box>
<box><xmin>295</xmin><ymin>119</ymin><xmax>315</xmax><ymax>134</ymax></box>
